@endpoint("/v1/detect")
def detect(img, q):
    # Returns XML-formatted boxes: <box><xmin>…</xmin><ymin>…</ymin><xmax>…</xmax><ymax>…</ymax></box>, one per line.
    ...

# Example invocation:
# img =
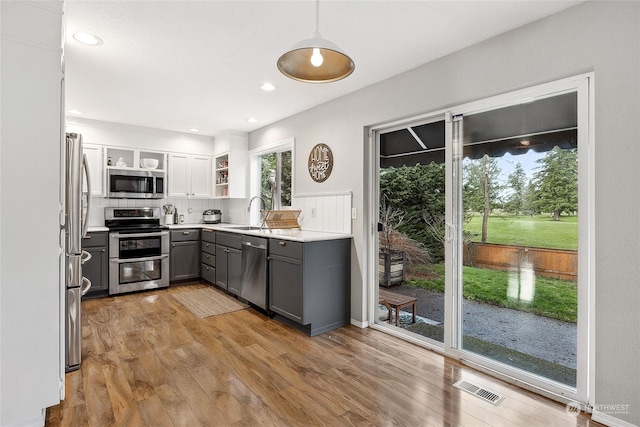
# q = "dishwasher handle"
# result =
<box><xmin>242</xmin><ymin>241</ymin><xmax>267</xmax><ymax>250</ymax></box>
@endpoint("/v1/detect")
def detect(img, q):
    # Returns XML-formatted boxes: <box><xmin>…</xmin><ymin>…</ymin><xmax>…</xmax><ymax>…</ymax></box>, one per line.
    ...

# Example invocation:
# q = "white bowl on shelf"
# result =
<box><xmin>140</xmin><ymin>158</ymin><xmax>159</xmax><ymax>169</ymax></box>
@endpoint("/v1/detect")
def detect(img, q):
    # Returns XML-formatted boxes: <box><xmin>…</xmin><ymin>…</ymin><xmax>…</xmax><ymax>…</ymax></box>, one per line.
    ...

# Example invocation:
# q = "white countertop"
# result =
<box><xmin>87</xmin><ymin>226</ymin><xmax>109</xmax><ymax>232</ymax></box>
<box><xmin>167</xmin><ymin>223</ymin><xmax>351</xmax><ymax>242</ymax></box>
<box><xmin>88</xmin><ymin>223</ymin><xmax>351</xmax><ymax>242</ymax></box>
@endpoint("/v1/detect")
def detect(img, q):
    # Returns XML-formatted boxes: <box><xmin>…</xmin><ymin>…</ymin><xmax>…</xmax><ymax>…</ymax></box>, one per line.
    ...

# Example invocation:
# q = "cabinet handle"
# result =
<box><xmin>172</xmin><ymin>244</ymin><xmax>176</xmax><ymax>247</ymax></box>
<box><xmin>182</xmin><ymin>231</ymin><xmax>190</xmax><ymax>235</ymax></box>
<box><xmin>84</xmin><ymin>235</ymin><xmax>92</xmax><ymax>239</ymax></box>
<box><xmin>279</xmin><ymin>241</ymin><xmax>286</xmax><ymax>246</ymax></box>
<box><xmin>205</xmin><ymin>243</ymin><xmax>209</xmax><ymax>247</ymax></box>
<box><xmin>203</xmin><ymin>229</ymin><xmax>213</xmax><ymax>233</ymax></box>
<box><xmin>101</xmin><ymin>248</ymin><xmax>106</xmax><ymax>252</ymax></box>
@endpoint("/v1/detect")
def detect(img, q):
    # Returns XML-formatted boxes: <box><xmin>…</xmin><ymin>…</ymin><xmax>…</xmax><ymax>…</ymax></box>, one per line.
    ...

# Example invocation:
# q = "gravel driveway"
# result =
<box><xmin>387</xmin><ymin>284</ymin><xmax>577</xmax><ymax>369</ymax></box>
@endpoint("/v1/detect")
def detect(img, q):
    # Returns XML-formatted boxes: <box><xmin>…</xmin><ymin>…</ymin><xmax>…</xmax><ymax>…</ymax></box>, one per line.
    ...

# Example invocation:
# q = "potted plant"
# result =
<box><xmin>379</xmin><ymin>197</ymin><xmax>432</xmax><ymax>287</ymax></box>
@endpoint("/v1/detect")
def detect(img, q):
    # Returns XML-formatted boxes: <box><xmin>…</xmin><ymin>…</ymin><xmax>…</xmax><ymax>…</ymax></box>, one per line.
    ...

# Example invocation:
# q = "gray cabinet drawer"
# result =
<box><xmin>201</xmin><ymin>263</ymin><xmax>215</xmax><ymax>283</ymax></box>
<box><xmin>201</xmin><ymin>228</ymin><xmax>216</xmax><ymax>243</ymax></box>
<box><xmin>216</xmin><ymin>232</ymin><xmax>242</xmax><ymax>249</ymax></box>
<box><xmin>202</xmin><ymin>251</ymin><xmax>215</xmax><ymax>267</ymax></box>
<box><xmin>171</xmin><ymin>229</ymin><xmax>200</xmax><ymax>242</ymax></box>
<box><xmin>269</xmin><ymin>239</ymin><xmax>303</xmax><ymax>259</ymax></box>
<box><xmin>83</xmin><ymin>232</ymin><xmax>108</xmax><ymax>247</ymax></box>
<box><xmin>202</xmin><ymin>240</ymin><xmax>216</xmax><ymax>255</ymax></box>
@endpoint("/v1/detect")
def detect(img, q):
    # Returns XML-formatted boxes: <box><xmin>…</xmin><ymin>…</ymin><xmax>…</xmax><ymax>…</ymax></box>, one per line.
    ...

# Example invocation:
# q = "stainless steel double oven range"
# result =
<box><xmin>105</xmin><ymin>207</ymin><xmax>169</xmax><ymax>295</ymax></box>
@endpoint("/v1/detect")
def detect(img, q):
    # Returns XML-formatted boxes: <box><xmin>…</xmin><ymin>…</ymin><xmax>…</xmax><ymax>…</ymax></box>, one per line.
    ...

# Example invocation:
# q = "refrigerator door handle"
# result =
<box><xmin>81</xmin><ymin>277</ymin><xmax>92</xmax><ymax>296</ymax></box>
<box><xmin>81</xmin><ymin>153</ymin><xmax>91</xmax><ymax>238</ymax></box>
<box><xmin>81</xmin><ymin>250</ymin><xmax>92</xmax><ymax>264</ymax></box>
<box><xmin>67</xmin><ymin>259</ymin><xmax>73</xmax><ymax>288</ymax></box>
<box><xmin>65</xmin><ymin>287</ymin><xmax>82</xmax><ymax>371</ymax></box>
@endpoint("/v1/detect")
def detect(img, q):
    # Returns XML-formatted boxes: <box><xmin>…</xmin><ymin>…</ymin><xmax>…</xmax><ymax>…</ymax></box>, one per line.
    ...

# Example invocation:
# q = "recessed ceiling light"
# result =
<box><xmin>67</xmin><ymin>109</ymin><xmax>83</xmax><ymax>115</ymax></box>
<box><xmin>247</xmin><ymin>118</ymin><xmax>258</xmax><ymax>123</ymax></box>
<box><xmin>73</xmin><ymin>32</ymin><xmax>103</xmax><ymax>46</ymax></box>
<box><xmin>188</xmin><ymin>128</ymin><xmax>200</xmax><ymax>132</ymax></box>
<box><xmin>520</xmin><ymin>140</ymin><xmax>530</xmax><ymax>146</ymax></box>
<box><xmin>260</xmin><ymin>83</ymin><xmax>276</xmax><ymax>91</ymax></box>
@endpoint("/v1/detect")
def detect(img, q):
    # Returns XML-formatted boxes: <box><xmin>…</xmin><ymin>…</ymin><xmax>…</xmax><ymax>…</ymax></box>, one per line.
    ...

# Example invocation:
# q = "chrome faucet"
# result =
<box><xmin>247</xmin><ymin>196</ymin><xmax>268</xmax><ymax>228</ymax></box>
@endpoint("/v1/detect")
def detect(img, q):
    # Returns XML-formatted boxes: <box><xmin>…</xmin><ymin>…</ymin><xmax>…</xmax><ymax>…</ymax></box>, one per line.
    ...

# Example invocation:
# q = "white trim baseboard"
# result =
<box><xmin>591</xmin><ymin>410</ymin><xmax>637</xmax><ymax>427</ymax></box>
<box><xmin>350</xmin><ymin>319</ymin><xmax>368</xmax><ymax>329</ymax></box>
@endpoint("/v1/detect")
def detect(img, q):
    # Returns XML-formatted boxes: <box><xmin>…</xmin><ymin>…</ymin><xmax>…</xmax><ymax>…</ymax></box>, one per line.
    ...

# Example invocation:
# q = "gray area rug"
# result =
<box><xmin>172</xmin><ymin>286</ymin><xmax>248</xmax><ymax>319</ymax></box>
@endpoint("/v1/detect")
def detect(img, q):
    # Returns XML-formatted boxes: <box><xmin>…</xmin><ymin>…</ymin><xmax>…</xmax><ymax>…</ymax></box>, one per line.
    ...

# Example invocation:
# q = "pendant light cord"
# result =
<box><xmin>315</xmin><ymin>0</ymin><xmax>320</xmax><ymax>35</ymax></box>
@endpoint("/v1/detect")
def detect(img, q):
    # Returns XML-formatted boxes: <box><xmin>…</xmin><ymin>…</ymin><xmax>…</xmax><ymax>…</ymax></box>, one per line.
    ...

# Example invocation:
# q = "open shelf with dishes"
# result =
<box><xmin>105</xmin><ymin>147</ymin><xmax>166</xmax><ymax>171</ymax></box>
<box><xmin>212</xmin><ymin>130</ymin><xmax>248</xmax><ymax>199</ymax></box>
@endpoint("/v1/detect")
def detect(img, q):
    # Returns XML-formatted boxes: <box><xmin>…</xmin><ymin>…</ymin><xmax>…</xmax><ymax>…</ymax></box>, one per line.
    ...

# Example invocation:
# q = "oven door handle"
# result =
<box><xmin>112</xmin><ymin>254</ymin><xmax>169</xmax><ymax>263</ymax></box>
<box><xmin>111</xmin><ymin>231</ymin><xmax>169</xmax><ymax>239</ymax></box>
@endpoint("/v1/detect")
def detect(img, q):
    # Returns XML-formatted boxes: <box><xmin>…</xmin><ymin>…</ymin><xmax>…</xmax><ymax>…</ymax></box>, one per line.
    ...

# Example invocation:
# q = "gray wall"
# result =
<box><xmin>250</xmin><ymin>2</ymin><xmax>640</xmax><ymax>424</ymax></box>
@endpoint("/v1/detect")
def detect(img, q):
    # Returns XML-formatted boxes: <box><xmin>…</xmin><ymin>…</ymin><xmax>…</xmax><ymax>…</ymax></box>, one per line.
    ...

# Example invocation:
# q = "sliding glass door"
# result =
<box><xmin>455</xmin><ymin>90</ymin><xmax>582</xmax><ymax>390</ymax></box>
<box><xmin>372</xmin><ymin>75</ymin><xmax>592</xmax><ymax>404</ymax></box>
<box><xmin>376</xmin><ymin>116</ymin><xmax>447</xmax><ymax>344</ymax></box>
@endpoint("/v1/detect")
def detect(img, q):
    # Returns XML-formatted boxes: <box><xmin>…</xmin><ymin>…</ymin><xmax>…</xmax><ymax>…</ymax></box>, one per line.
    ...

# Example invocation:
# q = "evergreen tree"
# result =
<box><xmin>533</xmin><ymin>146</ymin><xmax>578</xmax><ymax>221</ymax></box>
<box><xmin>504</xmin><ymin>162</ymin><xmax>526</xmax><ymax>215</ymax></box>
<box><xmin>379</xmin><ymin>163</ymin><xmax>445</xmax><ymax>261</ymax></box>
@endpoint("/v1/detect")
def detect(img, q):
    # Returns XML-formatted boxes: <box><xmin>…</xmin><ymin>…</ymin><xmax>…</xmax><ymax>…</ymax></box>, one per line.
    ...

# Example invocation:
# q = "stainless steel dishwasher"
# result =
<box><xmin>241</xmin><ymin>235</ymin><xmax>268</xmax><ymax>310</ymax></box>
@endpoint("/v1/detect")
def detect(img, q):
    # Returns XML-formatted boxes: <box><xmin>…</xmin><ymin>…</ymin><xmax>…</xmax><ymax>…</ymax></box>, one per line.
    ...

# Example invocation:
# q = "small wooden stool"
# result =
<box><xmin>378</xmin><ymin>289</ymin><xmax>417</xmax><ymax>326</ymax></box>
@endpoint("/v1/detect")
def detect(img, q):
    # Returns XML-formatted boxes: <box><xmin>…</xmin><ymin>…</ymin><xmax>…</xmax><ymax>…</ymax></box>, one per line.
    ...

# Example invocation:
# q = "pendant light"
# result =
<box><xmin>277</xmin><ymin>0</ymin><xmax>355</xmax><ymax>83</ymax></box>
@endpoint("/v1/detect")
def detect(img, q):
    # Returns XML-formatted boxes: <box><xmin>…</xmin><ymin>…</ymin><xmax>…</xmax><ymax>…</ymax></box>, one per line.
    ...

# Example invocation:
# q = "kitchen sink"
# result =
<box><xmin>229</xmin><ymin>226</ymin><xmax>263</xmax><ymax>230</ymax></box>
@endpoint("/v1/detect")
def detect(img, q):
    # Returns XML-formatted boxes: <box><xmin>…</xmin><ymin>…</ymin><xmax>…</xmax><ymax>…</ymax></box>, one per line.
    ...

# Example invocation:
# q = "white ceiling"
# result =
<box><xmin>64</xmin><ymin>1</ymin><xmax>580</xmax><ymax>137</ymax></box>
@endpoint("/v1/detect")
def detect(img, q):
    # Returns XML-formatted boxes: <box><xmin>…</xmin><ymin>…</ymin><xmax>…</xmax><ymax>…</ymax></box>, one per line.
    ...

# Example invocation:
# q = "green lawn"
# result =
<box><xmin>464</xmin><ymin>214</ymin><xmax>578</xmax><ymax>250</ymax></box>
<box><xmin>407</xmin><ymin>263</ymin><xmax>577</xmax><ymax>323</ymax></box>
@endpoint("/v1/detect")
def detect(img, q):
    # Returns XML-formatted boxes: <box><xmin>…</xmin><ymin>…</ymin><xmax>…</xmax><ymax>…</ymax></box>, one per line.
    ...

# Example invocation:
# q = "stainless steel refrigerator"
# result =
<box><xmin>64</xmin><ymin>132</ymin><xmax>92</xmax><ymax>372</ymax></box>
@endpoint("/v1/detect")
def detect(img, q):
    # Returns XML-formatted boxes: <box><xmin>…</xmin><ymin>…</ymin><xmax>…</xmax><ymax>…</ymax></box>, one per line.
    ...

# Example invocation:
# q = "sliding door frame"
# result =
<box><xmin>365</xmin><ymin>73</ymin><xmax>595</xmax><ymax>407</ymax></box>
<box><xmin>366</xmin><ymin>111</ymin><xmax>450</xmax><ymax>353</ymax></box>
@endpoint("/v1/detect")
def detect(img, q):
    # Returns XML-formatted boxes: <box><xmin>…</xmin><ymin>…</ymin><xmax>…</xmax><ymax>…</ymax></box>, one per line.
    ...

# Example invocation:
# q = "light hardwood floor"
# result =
<box><xmin>46</xmin><ymin>283</ymin><xmax>602</xmax><ymax>426</ymax></box>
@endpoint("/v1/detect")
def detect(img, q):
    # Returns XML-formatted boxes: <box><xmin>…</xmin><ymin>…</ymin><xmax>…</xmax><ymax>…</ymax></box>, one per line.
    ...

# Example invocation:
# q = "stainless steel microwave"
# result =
<box><xmin>107</xmin><ymin>168</ymin><xmax>165</xmax><ymax>199</ymax></box>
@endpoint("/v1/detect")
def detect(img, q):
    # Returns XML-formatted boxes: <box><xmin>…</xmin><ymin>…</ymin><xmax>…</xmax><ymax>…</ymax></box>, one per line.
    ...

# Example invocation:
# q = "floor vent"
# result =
<box><xmin>453</xmin><ymin>379</ymin><xmax>504</xmax><ymax>405</ymax></box>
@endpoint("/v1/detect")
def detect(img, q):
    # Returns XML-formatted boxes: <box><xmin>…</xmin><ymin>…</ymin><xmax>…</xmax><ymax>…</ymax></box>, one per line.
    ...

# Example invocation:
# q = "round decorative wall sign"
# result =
<box><xmin>308</xmin><ymin>143</ymin><xmax>334</xmax><ymax>183</ymax></box>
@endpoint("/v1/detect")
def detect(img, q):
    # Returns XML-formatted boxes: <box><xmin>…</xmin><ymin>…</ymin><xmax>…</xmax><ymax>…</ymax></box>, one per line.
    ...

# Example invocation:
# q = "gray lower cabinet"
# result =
<box><xmin>170</xmin><ymin>229</ymin><xmax>200</xmax><ymax>282</ymax></box>
<box><xmin>201</xmin><ymin>228</ymin><xmax>216</xmax><ymax>284</ymax></box>
<box><xmin>215</xmin><ymin>232</ymin><xmax>242</xmax><ymax>294</ymax></box>
<box><xmin>82</xmin><ymin>231</ymin><xmax>108</xmax><ymax>298</ymax></box>
<box><xmin>269</xmin><ymin>252</ymin><xmax>303</xmax><ymax>320</ymax></box>
<box><xmin>268</xmin><ymin>238</ymin><xmax>351</xmax><ymax>336</ymax></box>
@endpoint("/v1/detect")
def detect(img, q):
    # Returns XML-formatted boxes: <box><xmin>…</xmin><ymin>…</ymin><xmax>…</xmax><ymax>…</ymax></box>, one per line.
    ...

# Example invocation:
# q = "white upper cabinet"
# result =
<box><xmin>83</xmin><ymin>144</ymin><xmax>104</xmax><ymax>196</ymax></box>
<box><xmin>168</xmin><ymin>153</ymin><xmax>189</xmax><ymax>196</ymax></box>
<box><xmin>168</xmin><ymin>153</ymin><xmax>212</xmax><ymax>198</ymax></box>
<box><xmin>191</xmin><ymin>155</ymin><xmax>213</xmax><ymax>198</ymax></box>
<box><xmin>68</xmin><ymin>129</ymin><xmax>251</xmax><ymax>200</ymax></box>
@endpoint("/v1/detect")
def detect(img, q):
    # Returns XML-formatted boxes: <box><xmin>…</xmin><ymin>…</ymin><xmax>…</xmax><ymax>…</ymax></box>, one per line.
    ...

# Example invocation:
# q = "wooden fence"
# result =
<box><xmin>465</xmin><ymin>243</ymin><xmax>577</xmax><ymax>282</ymax></box>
